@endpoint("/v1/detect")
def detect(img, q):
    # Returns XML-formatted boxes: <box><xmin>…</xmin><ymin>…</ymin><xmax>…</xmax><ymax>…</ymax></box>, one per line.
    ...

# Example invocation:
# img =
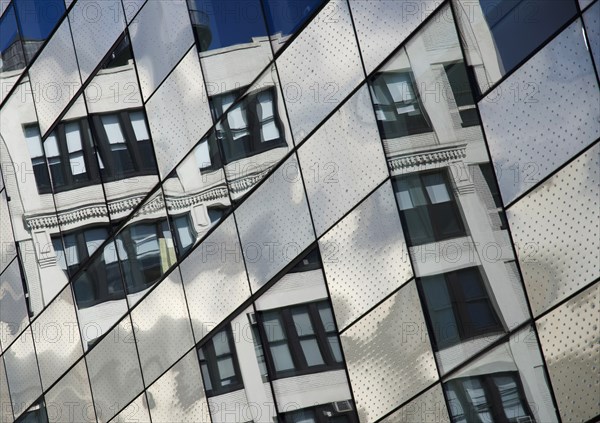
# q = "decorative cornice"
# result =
<box><xmin>229</xmin><ymin>168</ymin><xmax>271</xmax><ymax>195</ymax></box>
<box><xmin>388</xmin><ymin>144</ymin><xmax>468</xmax><ymax>172</ymax></box>
<box><xmin>166</xmin><ymin>186</ymin><xmax>229</xmax><ymax>211</ymax></box>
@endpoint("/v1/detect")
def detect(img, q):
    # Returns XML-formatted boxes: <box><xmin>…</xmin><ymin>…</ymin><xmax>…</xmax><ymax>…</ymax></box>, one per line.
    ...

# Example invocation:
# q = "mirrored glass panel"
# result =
<box><xmin>0</xmin><ymin>258</ymin><xmax>29</xmax><ymax>351</ymax></box>
<box><xmin>234</xmin><ymin>153</ymin><xmax>314</xmax><ymax>290</ymax></box>
<box><xmin>162</xmin><ymin>128</ymin><xmax>231</xmax><ymax>257</ymax></box>
<box><xmin>14</xmin><ymin>399</ymin><xmax>48</xmax><ymax>423</ymax></box>
<box><xmin>110</xmin><ymin>393</ymin><xmax>151</xmax><ymax>423</ymax></box>
<box><xmin>213</xmin><ymin>64</ymin><xmax>292</xmax><ymax>201</ymax></box>
<box><xmin>0</xmin><ymin>77</ymin><xmax>64</xmax><ymax>320</ymax></box>
<box><xmin>178</xmin><ymin>214</ymin><xmax>249</xmax><ymax>341</ymax></box>
<box><xmin>114</xmin><ymin>189</ymin><xmax>176</xmax><ymax>307</ymax></box>
<box><xmin>86</xmin><ymin>316</ymin><xmax>143</xmax><ymax>423</ymax></box>
<box><xmin>44</xmin><ymin>360</ymin><xmax>96</xmax><ymax>423</ymax></box>
<box><xmin>319</xmin><ymin>181</ymin><xmax>412</xmax><ymax>331</ymax></box>
<box><xmin>192</xmin><ymin>0</ymin><xmax>272</xmax><ymax>99</ymax></box>
<box><xmin>379</xmin><ymin>384</ymin><xmax>449</xmax><ymax>423</ymax></box>
<box><xmin>0</xmin><ymin>189</ymin><xmax>16</xmax><ymax>275</ymax></box>
<box><xmin>32</xmin><ymin>285</ymin><xmax>82</xmax><ymax>390</ymax></box>
<box><xmin>3</xmin><ymin>327</ymin><xmax>42</xmax><ymax>417</ymax></box>
<box><xmin>129</xmin><ymin>0</ymin><xmax>195</xmax><ymax>100</ymax></box>
<box><xmin>0</xmin><ymin>356</ymin><xmax>13</xmax><ymax>422</ymax></box>
<box><xmin>442</xmin><ymin>325</ymin><xmax>559</xmax><ymax>423</ymax></box>
<box><xmin>340</xmin><ymin>281</ymin><xmax>438</xmax><ymax>422</ymax></box>
<box><xmin>276</xmin><ymin>0</ymin><xmax>363</xmax><ymax>143</ymax></box>
<box><xmin>146</xmin><ymin>350</ymin><xmax>210</xmax><ymax>423</ymax></box>
<box><xmin>262</xmin><ymin>0</ymin><xmax>323</xmax><ymax>52</ymax></box>
<box><xmin>130</xmin><ymin>269</ymin><xmax>194</xmax><ymax>386</ymax></box>
<box><xmin>454</xmin><ymin>0</ymin><xmax>578</xmax><ymax>92</ymax></box>
<box><xmin>584</xmin><ymin>1</ymin><xmax>599</xmax><ymax>69</ymax></box>
<box><xmin>0</xmin><ymin>4</ymin><xmax>25</xmax><ymax>103</ymax></box>
<box><xmin>84</xmin><ymin>35</ymin><xmax>160</xmax><ymax>217</ymax></box>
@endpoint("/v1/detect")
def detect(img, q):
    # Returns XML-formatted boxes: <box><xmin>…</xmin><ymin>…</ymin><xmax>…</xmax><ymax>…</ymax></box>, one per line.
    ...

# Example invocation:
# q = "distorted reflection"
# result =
<box><xmin>262</xmin><ymin>0</ymin><xmax>323</xmax><ymax>51</ymax></box>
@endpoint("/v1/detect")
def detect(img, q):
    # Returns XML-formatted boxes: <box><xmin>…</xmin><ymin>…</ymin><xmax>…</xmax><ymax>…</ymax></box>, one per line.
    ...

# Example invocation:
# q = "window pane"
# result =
<box><xmin>63</xmin><ymin>234</ymin><xmax>79</xmax><ymax>267</ymax></box>
<box><xmin>445</xmin><ymin>385</ymin><xmax>467</xmax><ymax>423</ymax></box>
<box><xmin>129</xmin><ymin>111</ymin><xmax>149</xmax><ymax>141</ymax></box>
<box><xmin>52</xmin><ymin>238</ymin><xmax>66</xmax><ymax>271</ymax></box>
<box><xmin>101</xmin><ymin>115</ymin><xmax>126</xmax><ymax>144</ymax></box>
<box><xmin>195</xmin><ymin>140</ymin><xmax>211</xmax><ymax>169</ymax></box>
<box><xmin>327</xmin><ymin>335</ymin><xmax>343</xmax><ymax>363</ymax></box>
<box><xmin>423</xmin><ymin>173</ymin><xmax>451</xmax><ymax>204</ymax></box>
<box><xmin>299</xmin><ymin>338</ymin><xmax>324</xmax><ymax>367</ymax></box>
<box><xmin>173</xmin><ymin>215</ymin><xmax>195</xmax><ymax>252</ymax></box>
<box><xmin>402</xmin><ymin>207</ymin><xmax>435</xmax><ymax>245</ymax></box>
<box><xmin>200</xmin><ymin>363</ymin><xmax>212</xmax><ymax>391</ymax></box>
<box><xmin>227</xmin><ymin>104</ymin><xmax>249</xmax><ymax>140</ymax></box>
<box><xmin>421</xmin><ymin>275</ymin><xmax>460</xmax><ymax>347</ymax></box>
<box><xmin>395</xmin><ymin>176</ymin><xmax>427</xmax><ymax>210</ymax></box>
<box><xmin>262</xmin><ymin>312</ymin><xmax>286</xmax><ymax>342</ymax></box>
<box><xmin>44</xmin><ymin>133</ymin><xmax>60</xmax><ymax>157</ymax></box>
<box><xmin>465</xmin><ymin>301</ymin><xmax>499</xmax><ymax>332</ymax></box>
<box><xmin>270</xmin><ymin>343</ymin><xmax>295</xmax><ymax>372</ymax></box>
<box><xmin>385</xmin><ymin>73</ymin><xmax>415</xmax><ymax>104</ymax></box>
<box><xmin>462</xmin><ymin>378</ymin><xmax>492</xmax><ymax>422</ymax></box>
<box><xmin>261</xmin><ymin>120</ymin><xmax>279</xmax><ymax>142</ymax></box>
<box><xmin>69</xmin><ymin>151</ymin><xmax>86</xmax><ymax>176</ymax></box>
<box><xmin>292</xmin><ymin>309</ymin><xmax>315</xmax><ymax>336</ymax></box>
<box><xmin>216</xmin><ymin>357</ymin><xmax>235</xmax><ymax>381</ymax></box>
<box><xmin>457</xmin><ymin>269</ymin><xmax>486</xmax><ymax>300</ymax></box>
<box><xmin>317</xmin><ymin>303</ymin><xmax>336</xmax><ymax>333</ymax></box>
<box><xmin>83</xmin><ymin>228</ymin><xmax>108</xmax><ymax>256</ymax></box>
<box><xmin>285</xmin><ymin>408</ymin><xmax>318</xmax><ymax>423</ymax></box>
<box><xmin>429</xmin><ymin>202</ymin><xmax>464</xmax><ymax>239</ymax></box>
<box><xmin>212</xmin><ymin>331</ymin><xmax>231</xmax><ymax>356</ymax></box>
<box><xmin>494</xmin><ymin>375</ymin><xmax>528</xmax><ymax>420</ymax></box>
<box><xmin>25</xmin><ymin>126</ymin><xmax>44</xmax><ymax>158</ymax></box>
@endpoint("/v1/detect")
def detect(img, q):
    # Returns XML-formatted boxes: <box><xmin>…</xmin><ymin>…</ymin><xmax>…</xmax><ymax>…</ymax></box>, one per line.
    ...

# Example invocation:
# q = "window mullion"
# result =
<box><xmin>120</xmin><ymin>111</ymin><xmax>143</xmax><ymax>172</ymax></box>
<box><xmin>79</xmin><ymin>117</ymin><xmax>100</xmax><ymax>181</ymax></box>
<box><xmin>91</xmin><ymin>115</ymin><xmax>116</xmax><ymax>178</ymax></box>
<box><xmin>282</xmin><ymin>308</ymin><xmax>307</xmax><ymax>371</ymax></box>
<box><xmin>56</xmin><ymin>124</ymin><xmax>73</xmax><ymax>187</ymax></box>
<box><xmin>309</xmin><ymin>303</ymin><xmax>334</xmax><ymax>366</ymax></box>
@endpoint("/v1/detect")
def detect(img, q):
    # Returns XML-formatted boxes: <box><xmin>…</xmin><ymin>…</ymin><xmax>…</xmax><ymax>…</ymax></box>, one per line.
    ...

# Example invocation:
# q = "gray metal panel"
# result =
<box><xmin>44</xmin><ymin>360</ymin><xmax>95</xmax><ymax>423</ymax></box>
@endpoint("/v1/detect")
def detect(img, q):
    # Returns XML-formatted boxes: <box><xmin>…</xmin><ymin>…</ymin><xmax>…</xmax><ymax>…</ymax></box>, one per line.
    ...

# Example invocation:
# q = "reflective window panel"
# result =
<box><xmin>0</xmin><ymin>258</ymin><xmax>29</xmax><ymax>351</ymax></box>
<box><xmin>584</xmin><ymin>1</ymin><xmax>600</xmax><ymax>69</ymax></box>
<box><xmin>379</xmin><ymin>384</ymin><xmax>449</xmax><ymax>423</ymax></box>
<box><xmin>262</xmin><ymin>0</ymin><xmax>323</xmax><ymax>52</ymax></box>
<box><xmin>454</xmin><ymin>0</ymin><xmax>578</xmax><ymax>92</ymax></box>
<box><xmin>110</xmin><ymin>392</ymin><xmax>151</xmax><ymax>423</ymax></box>
<box><xmin>44</xmin><ymin>360</ymin><xmax>96</xmax><ymax>423</ymax></box>
<box><xmin>0</xmin><ymin>356</ymin><xmax>13</xmax><ymax>422</ymax></box>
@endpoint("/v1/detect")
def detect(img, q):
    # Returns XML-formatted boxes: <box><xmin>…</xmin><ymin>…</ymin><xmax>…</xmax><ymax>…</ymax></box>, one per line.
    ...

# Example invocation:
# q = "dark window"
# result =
<box><xmin>479</xmin><ymin>163</ymin><xmax>508</xmax><ymax>229</ymax></box>
<box><xmin>194</xmin><ymin>133</ymin><xmax>222</xmax><ymax>172</ymax></box>
<box><xmin>91</xmin><ymin>109</ymin><xmax>156</xmax><ymax>180</ymax></box>
<box><xmin>211</xmin><ymin>87</ymin><xmax>287</xmax><ymax>164</ymax></box>
<box><xmin>15</xmin><ymin>399</ymin><xmax>49</xmax><ymax>423</ymax></box>
<box><xmin>258</xmin><ymin>300</ymin><xmax>343</xmax><ymax>379</ymax></box>
<box><xmin>54</xmin><ymin>226</ymin><xmax>126</xmax><ymax>309</ymax></box>
<box><xmin>170</xmin><ymin>212</ymin><xmax>196</xmax><ymax>256</ymax></box>
<box><xmin>281</xmin><ymin>402</ymin><xmax>359</xmax><ymax>423</ymax></box>
<box><xmin>444</xmin><ymin>372</ymin><xmax>534</xmax><ymax>423</ymax></box>
<box><xmin>198</xmin><ymin>324</ymin><xmax>244</xmax><ymax>397</ymax></box>
<box><xmin>100</xmin><ymin>35</ymin><xmax>132</xmax><ymax>69</ymax></box>
<box><xmin>118</xmin><ymin>219</ymin><xmax>176</xmax><ymax>294</ymax></box>
<box><xmin>369</xmin><ymin>71</ymin><xmax>433</xmax><ymax>139</ymax></box>
<box><xmin>444</xmin><ymin>62</ymin><xmax>480</xmax><ymax>127</ymax></box>
<box><xmin>418</xmin><ymin>267</ymin><xmax>504</xmax><ymax>350</ymax></box>
<box><xmin>24</xmin><ymin>125</ymin><xmax>52</xmax><ymax>193</ymax></box>
<box><xmin>392</xmin><ymin>171</ymin><xmax>466</xmax><ymax>246</ymax></box>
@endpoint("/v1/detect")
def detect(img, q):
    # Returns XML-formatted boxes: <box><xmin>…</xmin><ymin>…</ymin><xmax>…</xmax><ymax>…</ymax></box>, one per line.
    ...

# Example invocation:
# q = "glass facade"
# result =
<box><xmin>0</xmin><ymin>0</ymin><xmax>598</xmax><ymax>422</ymax></box>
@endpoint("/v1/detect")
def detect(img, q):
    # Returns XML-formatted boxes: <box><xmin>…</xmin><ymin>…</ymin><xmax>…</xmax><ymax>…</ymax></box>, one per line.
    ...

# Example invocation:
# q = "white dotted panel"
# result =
<box><xmin>340</xmin><ymin>281</ymin><xmax>438</xmax><ymax>422</ymax></box>
<box><xmin>146</xmin><ymin>350</ymin><xmax>210</xmax><ymax>423</ymax></box>
<box><xmin>87</xmin><ymin>316</ymin><xmax>144</xmax><ymax>423</ymax></box>
<box><xmin>0</xmin><ymin>259</ymin><xmax>28</xmax><ymax>351</ymax></box>
<box><xmin>0</xmin><ymin>356</ymin><xmax>13</xmax><ymax>423</ymax></box>
<box><xmin>536</xmin><ymin>282</ymin><xmax>600</xmax><ymax>422</ymax></box>
<box><xmin>580</xmin><ymin>0</ymin><xmax>595</xmax><ymax>10</ymax></box>
<box><xmin>584</xmin><ymin>1</ymin><xmax>600</xmax><ymax>69</ymax></box>
<box><xmin>508</xmin><ymin>143</ymin><xmax>599</xmax><ymax>316</ymax></box>
<box><xmin>0</xmin><ymin>190</ymin><xmax>16</xmax><ymax>275</ymax></box>
<box><xmin>44</xmin><ymin>360</ymin><xmax>95</xmax><ymax>423</ymax></box>
<box><xmin>110</xmin><ymin>393</ymin><xmax>151</xmax><ymax>423</ymax></box>
<box><xmin>479</xmin><ymin>19</ymin><xmax>600</xmax><ymax>204</ymax></box>
<box><xmin>349</xmin><ymin>0</ymin><xmax>442</xmax><ymax>74</ymax></box>
<box><xmin>27</xmin><ymin>19</ymin><xmax>81</xmax><ymax>136</ymax></box>
<box><xmin>320</xmin><ymin>180</ymin><xmax>413</xmax><ymax>330</ymax></box>
<box><xmin>179</xmin><ymin>215</ymin><xmax>250</xmax><ymax>342</ymax></box>
<box><xmin>130</xmin><ymin>270</ymin><xmax>194</xmax><ymax>386</ymax></box>
<box><xmin>381</xmin><ymin>384</ymin><xmax>449</xmax><ymax>423</ymax></box>
<box><xmin>33</xmin><ymin>285</ymin><xmax>83</xmax><ymax>390</ymax></box>
<box><xmin>235</xmin><ymin>154</ymin><xmax>315</xmax><ymax>291</ymax></box>
<box><xmin>276</xmin><ymin>0</ymin><xmax>364</xmax><ymax>143</ymax></box>
<box><xmin>129</xmin><ymin>0</ymin><xmax>194</xmax><ymax>101</ymax></box>
<box><xmin>69</xmin><ymin>0</ymin><xmax>126</xmax><ymax>82</ymax></box>
<box><xmin>145</xmin><ymin>48</ymin><xmax>212</xmax><ymax>179</ymax></box>
<box><xmin>122</xmin><ymin>0</ymin><xmax>147</xmax><ymax>23</ymax></box>
<box><xmin>3</xmin><ymin>327</ymin><xmax>42</xmax><ymax>417</ymax></box>
<box><xmin>298</xmin><ymin>85</ymin><xmax>388</xmax><ymax>236</ymax></box>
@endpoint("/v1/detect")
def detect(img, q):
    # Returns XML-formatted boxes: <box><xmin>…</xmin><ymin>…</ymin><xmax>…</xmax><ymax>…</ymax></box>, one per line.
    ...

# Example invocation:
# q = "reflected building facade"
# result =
<box><xmin>0</xmin><ymin>0</ymin><xmax>598</xmax><ymax>423</ymax></box>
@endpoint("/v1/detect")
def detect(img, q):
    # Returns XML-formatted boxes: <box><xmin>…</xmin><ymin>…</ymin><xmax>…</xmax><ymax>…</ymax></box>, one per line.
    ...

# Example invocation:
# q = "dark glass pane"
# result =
<box><xmin>401</xmin><ymin>207</ymin><xmax>435</xmax><ymax>246</ymax></box>
<box><xmin>421</xmin><ymin>275</ymin><xmax>460</xmax><ymax>348</ymax></box>
<box><xmin>32</xmin><ymin>161</ymin><xmax>52</xmax><ymax>192</ymax></box>
<box><xmin>187</xmin><ymin>0</ymin><xmax>268</xmax><ymax>51</ymax></box>
<box><xmin>0</xmin><ymin>5</ymin><xmax>25</xmax><ymax>72</ymax></box>
<box><xmin>456</xmin><ymin>268</ymin><xmax>486</xmax><ymax>300</ymax></box>
<box><xmin>444</xmin><ymin>62</ymin><xmax>475</xmax><ymax>107</ymax></box>
<box><xmin>465</xmin><ymin>301</ymin><xmax>499</xmax><ymax>332</ymax></box>
<box><xmin>458</xmin><ymin>108</ymin><xmax>480</xmax><ymax>127</ymax></box>
<box><xmin>101</xmin><ymin>36</ymin><xmax>132</xmax><ymax>69</ymax></box>
<box><xmin>262</xmin><ymin>0</ymin><xmax>323</xmax><ymax>37</ymax></box>
<box><xmin>14</xmin><ymin>0</ymin><xmax>66</xmax><ymax>61</ymax></box>
<box><xmin>429</xmin><ymin>202</ymin><xmax>465</xmax><ymax>239</ymax></box>
<box><xmin>478</xmin><ymin>0</ymin><xmax>577</xmax><ymax>73</ymax></box>
<box><xmin>479</xmin><ymin>163</ymin><xmax>503</xmax><ymax>209</ymax></box>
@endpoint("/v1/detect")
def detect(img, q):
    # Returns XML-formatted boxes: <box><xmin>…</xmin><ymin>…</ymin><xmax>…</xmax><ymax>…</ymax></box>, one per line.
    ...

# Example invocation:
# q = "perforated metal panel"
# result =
<box><xmin>584</xmin><ymin>1</ymin><xmax>600</xmax><ymax>68</ymax></box>
<box><xmin>129</xmin><ymin>0</ymin><xmax>194</xmax><ymax>100</ymax></box>
<box><xmin>0</xmin><ymin>259</ymin><xmax>28</xmax><ymax>351</ymax></box>
<box><xmin>276</xmin><ymin>0</ymin><xmax>364</xmax><ymax>143</ymax></box>
<box><xmin>130</xmin><ymin>270</ymin><xmax>194</xmax><ymax>386</ymax></box>
<box><xmin>0</xmin><ymin>190</ymin><xmax>15</xmax><ymax>275</ymax></box>
<box><xmin>44</xmin><ymin>360</ymin><xmax>95</xmax><ymax>423</ymax></box>
<box><xmin>87</xmin><ymin>316</ymin><xmax>144</xmax><ymax>423</ymax></box>
<box><xmin>122</xmin><ymin>0</ymin><xmax>147</xmax><ymax>23</ymax></box>
<box><xmin>297</xmin><ymin>85</ymin><xmax>388</xmax><ymax>236</ymax></box>
<box><xmin>68</xmin><ymin>0</ymin><xmax>126</xmax><ymax>81</ymax></box>
<box><xmin>340</xmin><ymin>281</ymin><xmax>437</xmax><ymax>422</ymax></box>
<box><xmin>235</xmin><ymin>154</ymin><xmax>315</xmax><ymax>290</ymax></box>
<box><xmin>479</xmin><ymin>21</ymin><xmax>600</xmax><ymax>204</ymax></box>
<box><xmin>0</xmin><ymin>356</ymin><xmax>13</xmax><ymax>423</ymax></box>
<box><xmin>536</xmin><ymin>282</ymin><xmax>600</xmax><ymax>422</ymax></box>
<box><xmin>33</xmin><ymin>285</ymin><xmax>83</xmax><ymax>390</ymax></box>
<box><xmin>145</xmin><ymin>350</ymin><xmax>210</xmax><ymax>423</ymax></box>
<box><xmin>27</xmin><ymin>19</ymin><xmax>81</xmax><ymax>136</ymax></box>
<box><xmin>479</xmin><ymin>19</ymin><xmax>600</xmax><ymax>204</ymax></box>
<box><xmin>145</xmin><ymin>48</ymin><xmax>212</xmax><ymax>179</ymax></box>
<box><xmin>320</xmin><ymin>180</ymin><xmax>413</xmax><ymax>330</ymax></box>
<box><xmin>380</xmin><ymin>384</ymin><xmax>449</xmax><ymax>423</ymax></box>
<box><xmin>179</xmin><ymin>215</ymin><xmax>250</xmax><ymax>341</ymax></box>
<box><xmin>3</xmin><ymin>327</ymin><xmax>42</xmax><ymax>417</ymax></box>
<box><xmin>109</xmin><ymin>393</ymin><xmax>151</xmax><ymax>423</ymax></box>
<box><xmin>349</xmin><ymin>0</ymin><xmax>442</xmax><ymax>73</ymax></box>
<box><xmin>508</xmin><ymin>143</ymin><xmax>599</xmax><ymax>316</ymax></box>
